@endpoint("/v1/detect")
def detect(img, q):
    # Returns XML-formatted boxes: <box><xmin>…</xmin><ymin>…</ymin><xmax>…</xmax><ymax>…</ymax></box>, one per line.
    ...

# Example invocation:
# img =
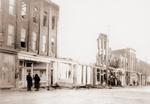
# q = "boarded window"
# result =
<box><xmin>9</xmin><ymin>0</ymin><xmax>15</xmax><ymax>15</ymax></box>
<box><xmin>21</xmin><ymin>1</ymin><xmax>27</xmax><ymax>18</ymax></box>
<box><xmin>21</xmin><ymin>28</ymin><xmax>26</xmax><ymax>48</ymax></box>
<box><xmin>7</xmin><ymin>24</ymin><xmax>15</xmax><ymax>46</ymax></box>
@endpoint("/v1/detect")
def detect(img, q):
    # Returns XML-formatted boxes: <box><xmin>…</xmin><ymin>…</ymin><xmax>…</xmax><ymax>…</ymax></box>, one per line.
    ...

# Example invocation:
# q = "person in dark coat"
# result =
<box><xmin>26</xmin><ymin>72</ymin><xmax>33</xmax><ymax>91</ymax></box>
<box><xmin>34</xmin><ymin>74</ymin><xmax>40</xmax><ymax>91</ymax></box>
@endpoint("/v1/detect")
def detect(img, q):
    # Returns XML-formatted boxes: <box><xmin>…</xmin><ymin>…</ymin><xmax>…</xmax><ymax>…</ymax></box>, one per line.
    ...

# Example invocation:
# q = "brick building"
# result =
<box><xmin>112</xmin><ymin>48</ymin><xmax>137</xmax><ymax>85</ymax></box>
<box><xmin>0</xmin><ymin>0</ymin><xmax>59</xmax><ymax>88</ymax></box>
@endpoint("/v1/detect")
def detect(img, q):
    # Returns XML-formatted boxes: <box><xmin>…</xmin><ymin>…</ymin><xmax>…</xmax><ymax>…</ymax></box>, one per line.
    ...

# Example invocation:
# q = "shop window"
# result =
<box><xmin>33</xmin><ymin>70</ymin><xmax>46</xmax><ymax>81</ymax></box>
<box><xmin>20</xmin><ymin>28</ymin><xmax>26</xmax><ymax>48</ymax></box>
<box><xmin>7</xmin><ymin>24</ymin><xmax>15</xmax><ymax>46</ymax></box>
<box><xmin>21</xmin><ymin>0</ymin><xmax>27</xmax><ymax>18</ymax></box>
<box><xmin>43</xmin><ymin>11</ymin><xmax>47</xmax><ymax>26</ymax></box>
<box><xmin>9</xmin><ymin>0</ymin><xmax>15</xmax><ymax>15</ymax></box>
<box><xmin>40</xmin><ymin>70</ymin><xmax>46</xmax><ymax>81</ymax></box>
<box><xmin>32</xmin><ymin>32</ymin><xmax>37</xmax><ymax>50</ymax></box>
<box><xmin>52</xmin><ymin>16</ymin><xmax>55</xmax><ymax>30</ymax></box>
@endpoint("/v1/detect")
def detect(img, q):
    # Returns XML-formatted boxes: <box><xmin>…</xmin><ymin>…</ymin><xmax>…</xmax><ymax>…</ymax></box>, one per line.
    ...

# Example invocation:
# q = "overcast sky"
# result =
<box><xmin>52</xmin><ymin>0</ymin><xmax>150</xmax><ymax>64</ymax></box>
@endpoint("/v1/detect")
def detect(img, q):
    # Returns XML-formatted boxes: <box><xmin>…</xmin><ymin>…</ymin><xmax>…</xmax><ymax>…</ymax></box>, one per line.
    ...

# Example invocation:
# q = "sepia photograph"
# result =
<box><xmin>0</xmin><ymin>0</ymin><xmax>150</xmax><ymax>104</ymax></box>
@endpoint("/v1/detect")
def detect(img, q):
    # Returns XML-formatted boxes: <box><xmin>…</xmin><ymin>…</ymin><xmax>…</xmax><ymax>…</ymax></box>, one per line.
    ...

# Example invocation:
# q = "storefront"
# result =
<box><xmin>52</xmin><ymin>59</ymin><xmax>77</xmax><ymax>88</ymax></box>
<box><xmin>93</xmin><ymin>65</ymin><xmax>107</xmax><ymax>86</ymax></box>
<box><xmin>130</xmin><ymin>72</ymin><xmax>138</xmax><ymax>86</ymax></box>
<box><xmin>115</xmin><ymin>69</ymin><xmax>126</xmax><ymax>86</ymax></box>
<box><xmin>75</xmin><ymin>65</ymin><xmax>93</xmax><ymax>87</ymax></box>
<box><xmin>16</xmin><ymin>52</ymin><xmax>53</xmax><ymax>88</ymax></box>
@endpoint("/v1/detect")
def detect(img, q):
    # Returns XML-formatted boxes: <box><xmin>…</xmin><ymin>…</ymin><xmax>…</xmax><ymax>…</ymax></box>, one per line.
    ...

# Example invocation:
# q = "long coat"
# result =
<box><xmin>34</xmin><ymin>75</ymin><xmax>40</xmax><ymax>89</ymax></box>
<box><xmin>26</xmin><ymin>75</ymin><xmax>33</xmax><ymax>87</ymax></box>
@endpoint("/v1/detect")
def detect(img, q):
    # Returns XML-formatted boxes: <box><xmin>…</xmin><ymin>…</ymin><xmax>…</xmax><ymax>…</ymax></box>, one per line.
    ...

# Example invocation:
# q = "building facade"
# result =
<box><xmin>96</xmin><ymin>33</ymin><xmax>109</xmax><ymax>67</ymax></box>
<box><xmin>96</xmin><ymin>33</ymin><xmax>109</xmax><ymax>85</ymax></box>
<box><xmin>112</xmin><ymin>48</ymin><xmax>137</xmax><ymax>85</ymax></box>
<box><xmin>0</xmin><ymin>0</ymin><xmax>59</xmax><ymax>88</ymax></box>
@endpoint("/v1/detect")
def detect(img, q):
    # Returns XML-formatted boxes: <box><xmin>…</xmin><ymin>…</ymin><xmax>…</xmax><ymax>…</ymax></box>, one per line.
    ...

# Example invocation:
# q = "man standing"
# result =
<box><xmin>26</xmin><ymin>72</ymin><xmax>33</xmax><ymax>91</ymax></box>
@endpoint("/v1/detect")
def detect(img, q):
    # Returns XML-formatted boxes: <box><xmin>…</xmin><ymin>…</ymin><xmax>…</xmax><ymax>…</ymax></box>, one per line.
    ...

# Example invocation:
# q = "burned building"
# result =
<box><xmin>96</xmin><ymin>33</ymin><xmax>109</xmax><ymax>85</ymax></box>
<box><xmin>0</xmin><ymin>0</ymin><xmax>59</xmax><ymax>88</ymax></box>
<box><xmin>112</xmin><ymin>48</ymin><xmax>137</xmax><ymax>85</ymax></box>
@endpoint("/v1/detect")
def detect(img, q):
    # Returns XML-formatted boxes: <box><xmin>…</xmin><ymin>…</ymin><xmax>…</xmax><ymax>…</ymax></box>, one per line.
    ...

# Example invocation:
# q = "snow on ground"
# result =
<box><xmin>0</xmin><ymin>86</ymin><xmax>150</xmax><ymax>104</ymax></box>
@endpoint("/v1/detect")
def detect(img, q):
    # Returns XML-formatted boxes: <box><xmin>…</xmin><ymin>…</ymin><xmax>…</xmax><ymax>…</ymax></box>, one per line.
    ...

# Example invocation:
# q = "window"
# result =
<box><xmin>21</xmin><ymin>1</ymin><xmax>27</xmax><ymax>18</ymax></box>
<box><xmin>52</xmin><ymin>16</ymin><xmax>55</xmax><ymax>29</ymax></box>
<box><xmin>33</xmin><ymin>16</ymin><xmax>38</xmax><ymax>23</ymax></box>
<box><xmin>7</xmin><ymin>24</ymin><xmax>15</xmax><ymax>46</ymax></box>
<box><xmin>42</xmin><ymin>35</ymin><xmax>46</xmax><ymax>52</ymax></box>
<box><xmin>66</xmin><ymin>68</ymin><xmax>71</xmax><ymax>79</ymax></box>
<box><xmin>26</xmin><ymin>62</ymin><xmax>32</xmax><ymax>67</ymax></box>
<box><xmin>40</xmin><ymin>70</ymin><xmax>46</xmax><ymax>81</ymax></box>
<box><xmin>97</xmin><ymin>69</ymin><xmax>100</xmax><ymax>81</ymax></box>
<box><xmin>43</xmin><ymin>12</ymin><xmax>47</xmax><ymax>26</ymax></box>
<box><xmin>32</xmin><ymin>32</ymin><xmax>37</xmax><ymax>50</ymax></box>
<box><xmin>51</xmin><ymin>38</ymin><xmax>55</xmax><ymax>53</ymax></box>
<box><xmin>9</xmin><ymin>0</ymin><xmax>15</xmax><ymax>15</ymax></box>
<box><xmin>20</xmin><ymin>28</ymin><xmax>26</xmax><ymax>48</ymax></box>
<box><xmin>33</xmin><ymin>7</ymin><xmax>38</xmax><ymax>23</ymax></box>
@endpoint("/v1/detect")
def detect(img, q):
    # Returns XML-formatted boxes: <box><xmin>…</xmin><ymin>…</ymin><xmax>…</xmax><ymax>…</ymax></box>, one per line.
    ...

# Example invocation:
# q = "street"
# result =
<box><xmin>0</xmin><ymin>86</ymin><xmax>150</xmax><ymax>104</ymax></box>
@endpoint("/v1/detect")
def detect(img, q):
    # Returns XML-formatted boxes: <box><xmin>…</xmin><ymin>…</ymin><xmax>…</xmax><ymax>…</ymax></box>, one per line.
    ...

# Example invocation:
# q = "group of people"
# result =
<box><xmin>26</xmin><ymin>73</ymin><xmax>41</xmax><ymax>91</ymax></box>
<box><xmin>108</xmin><ymin>74</ymin><xmax>122</xmax><ymax>87</ymax></box>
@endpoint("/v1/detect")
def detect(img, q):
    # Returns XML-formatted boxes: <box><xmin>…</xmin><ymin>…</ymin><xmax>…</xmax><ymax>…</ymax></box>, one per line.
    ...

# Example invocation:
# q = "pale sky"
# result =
<box><xmin>52</xmin><ymin>0</ymin><xmax>150</xmax><ymax>64</ymax></box>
